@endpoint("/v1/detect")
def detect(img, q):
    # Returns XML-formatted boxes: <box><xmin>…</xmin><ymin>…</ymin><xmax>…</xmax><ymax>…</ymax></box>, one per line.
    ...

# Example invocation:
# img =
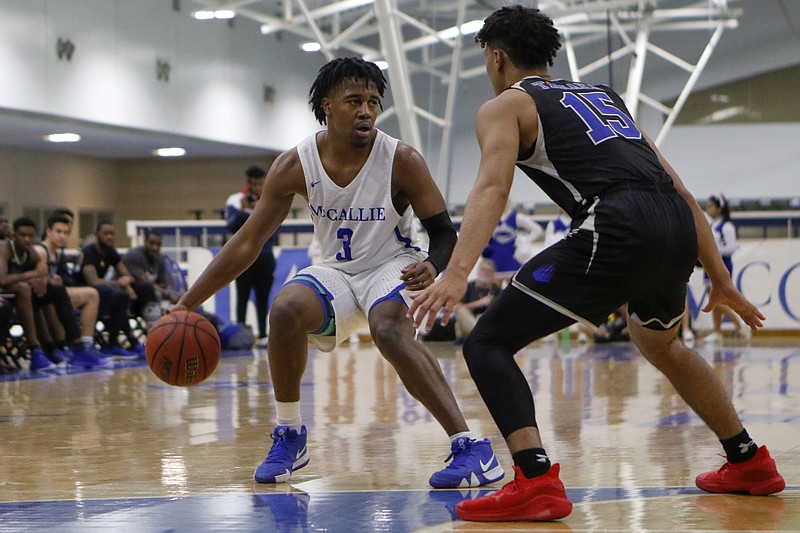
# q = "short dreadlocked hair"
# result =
<box><xmin>309</xmin><ymin>57</ymin><xmax>387</xmax><ymax>125</ymax></box>
<box><xmin>475</xmin><ymin>6</ymin><xmax>561</xmax><ymax>69</ymax></box>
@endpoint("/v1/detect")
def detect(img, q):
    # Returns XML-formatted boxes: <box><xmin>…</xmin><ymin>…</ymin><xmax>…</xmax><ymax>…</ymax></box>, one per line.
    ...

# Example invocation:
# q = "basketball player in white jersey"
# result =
<box><xmin>174</xmin><ymin>57</ymin><xmax>504</xmax><ymax>489</ymax></box>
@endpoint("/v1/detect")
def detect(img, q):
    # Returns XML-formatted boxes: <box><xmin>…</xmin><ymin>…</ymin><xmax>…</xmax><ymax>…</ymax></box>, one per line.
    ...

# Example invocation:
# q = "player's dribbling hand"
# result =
<box><xmin>166</xmin><ymin>304</ymin><xmax>188</xmax><ymax>315</ymax></box>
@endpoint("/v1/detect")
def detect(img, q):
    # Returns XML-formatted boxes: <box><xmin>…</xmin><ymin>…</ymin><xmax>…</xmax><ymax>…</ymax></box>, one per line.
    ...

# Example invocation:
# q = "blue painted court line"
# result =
<box><xmin>2</xmin><ymin>485</ymin><xmax>769</xmax><ymax>533</ymax></box>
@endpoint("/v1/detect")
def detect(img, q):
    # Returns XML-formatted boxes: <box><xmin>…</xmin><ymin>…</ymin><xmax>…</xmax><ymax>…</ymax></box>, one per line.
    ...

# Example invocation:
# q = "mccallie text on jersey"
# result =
<box><xmin>309</xmin><ymin>205</ymin><xmax>387</xmax><ymax>222</ymax></box>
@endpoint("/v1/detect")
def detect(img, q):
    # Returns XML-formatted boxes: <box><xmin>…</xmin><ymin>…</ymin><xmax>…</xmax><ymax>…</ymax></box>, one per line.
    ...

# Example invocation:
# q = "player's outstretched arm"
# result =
<box><xmin>644</xmin><ymin>133</ymin><xmax>764</xmax><ymax>330</ymax></box>
<box><xmin>408</xmin><ymin>93</ymin><xmax>521</xmax><ymax>332</ymax></box>
<box><xmin>704</xmin><ymin>283</ymin><xmax>764</xmax><ymax>330</ymax></box>
<box><xmin>176</xmin><ymin>149</ymin><xmax>303</xmax><ymax>312</ymax></box>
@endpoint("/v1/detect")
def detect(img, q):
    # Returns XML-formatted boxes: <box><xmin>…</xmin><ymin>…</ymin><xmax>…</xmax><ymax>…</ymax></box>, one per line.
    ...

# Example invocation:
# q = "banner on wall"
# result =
<box><xmin>512</xmin><ymin>239</ymin><xmax>800</xmax><ymax>332</ymax></box>
<box><xmin>183</xmin><ymin>239</ymin><xmax>800</xmax><ymax>331</ymax></box>
<box><xmin>687</xmin><ymin>240</ymin><xmax>800</xmax><ymax>331</ymax></box>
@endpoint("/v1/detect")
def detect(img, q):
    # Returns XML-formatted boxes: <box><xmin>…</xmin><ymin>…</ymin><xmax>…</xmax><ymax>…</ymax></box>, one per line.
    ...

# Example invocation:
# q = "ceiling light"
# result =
<box><xmin>439</xmin><ymin>19</ymin><xmax>484</xmax><ymax>40</ymax></box>
<box><xmin>153</xmin><ymin>147</ymin><xmax>186</xmax><ymax>157</ymax></box>
<box><xmin>43</xmin><ymin>133</ymin><xmax>81</xmax><ymax>143</ymax></box>
<box><xmin>459</xmin><ymin>20</ymin><xmax>484</xmax><ymax>35</ymax></box>
<box><xmin>698</xmin><ymin>106</ymin><xmax>746</xmax><ymax>124</ymax></box>
<box><xmin>301</xmin><ymin>42</ymin><xmax>322</xmax><ymax>52</ymax></box>
<box><xmin>192</xmin><ymin>10</ymin><xmax>235</xmax><ymax>20</ymax></box>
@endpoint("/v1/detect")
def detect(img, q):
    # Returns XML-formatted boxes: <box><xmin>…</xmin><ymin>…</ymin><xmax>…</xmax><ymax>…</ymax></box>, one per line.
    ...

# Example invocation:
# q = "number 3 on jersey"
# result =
<box><xmin>336</xmin><ymin>228</ymin><xmax>353</xmax><ymax>261</ymax></box>
<box><xmin>560</xmin><ymin>91</ymin><xmax>642</xmax><ymax>145</ymax></box>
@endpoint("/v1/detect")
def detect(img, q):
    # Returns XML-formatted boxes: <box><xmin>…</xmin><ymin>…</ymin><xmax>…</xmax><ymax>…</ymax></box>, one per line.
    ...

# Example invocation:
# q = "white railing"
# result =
<box><xmin>127</xmin><ymin>210</ymin><xmax>800</xmax><ymax>249</ymax></box>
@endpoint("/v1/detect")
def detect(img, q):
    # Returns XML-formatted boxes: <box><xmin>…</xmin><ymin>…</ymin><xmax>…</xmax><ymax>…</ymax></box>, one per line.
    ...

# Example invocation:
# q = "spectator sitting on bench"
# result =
<box><xmin>454</xmin><ymin>259</ymin><xmax>502</xmax><ymax>343</ymax></box>
<box><xmin>0</xmin><ymin>295</ymin><xmax>15</xmax><ymax>372</ymax></box>
<box><xmin>77</xmin><ymin>221</ymin><xmax>145</xmax><ymax>359</ymax></box>
<box><xmin>0</xmin><ymin>217</ymin><xmax>106</xmax><ymax>371</ymax></box>
<box><xmin>123</xmin><ymin>229</ymin><xmax>180</xmax><ymax>329</ymax></box>
<box><xmin>34</xmin><ymin>214</ymin><xmax>110</xmax><ymax>368</ymax></box>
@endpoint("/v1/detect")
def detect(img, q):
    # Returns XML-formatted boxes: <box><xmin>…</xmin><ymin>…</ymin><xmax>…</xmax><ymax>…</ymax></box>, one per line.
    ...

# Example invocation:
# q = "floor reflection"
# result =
<box><xmin>0</xmin><ymin>338</ymin><xmax>797</xmax><ymax>532</ymax></box>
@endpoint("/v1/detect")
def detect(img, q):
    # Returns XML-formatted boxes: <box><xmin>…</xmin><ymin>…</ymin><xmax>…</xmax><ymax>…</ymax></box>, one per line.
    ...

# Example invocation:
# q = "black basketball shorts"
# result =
<box><xmin>511</xmin><ymin>189</ymin><xmax>697</xmax><ymax>331</ymax></box>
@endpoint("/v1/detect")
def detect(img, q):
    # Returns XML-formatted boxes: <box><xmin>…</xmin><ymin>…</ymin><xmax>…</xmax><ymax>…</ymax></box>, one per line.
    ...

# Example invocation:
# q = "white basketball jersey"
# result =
<box><xmin>297</xmin><ymin>130</ymin><xmax>421</xmax><ymax>275</ymax></box>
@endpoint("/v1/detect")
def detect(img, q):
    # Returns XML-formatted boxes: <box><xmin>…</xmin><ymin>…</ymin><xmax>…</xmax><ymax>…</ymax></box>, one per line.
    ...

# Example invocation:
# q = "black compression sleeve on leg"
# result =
<box><xmin>462</xmin><ymin>286</ymin><xmax>575</xmax><ymax>438</ymax></box>
<box><xmin>419</xmin><ymin>210</ymin><xmax>457</xmax><ymax>274</ymax></box>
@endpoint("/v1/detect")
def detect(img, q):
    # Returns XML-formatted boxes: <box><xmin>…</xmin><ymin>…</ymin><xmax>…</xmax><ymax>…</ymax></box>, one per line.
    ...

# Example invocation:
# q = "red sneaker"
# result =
<box><xmin>695</xmin><ymin>445</ymin><xmax>785</xmax><ymax>495</ymax></box>
<box><xmin>455</xmin><ymin>464</ymin><xmax>572</xmax><ymax>522</ymax></box>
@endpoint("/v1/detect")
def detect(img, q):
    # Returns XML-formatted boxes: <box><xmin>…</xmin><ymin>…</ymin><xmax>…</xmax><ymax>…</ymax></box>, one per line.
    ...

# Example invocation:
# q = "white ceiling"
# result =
<box><xmin>3</xmin><ymin>0</ymin><xmax>799</xmax><ymax>160</ymax></box>
<box><xmin>0</xmin><ymin>108</ymin><xmax>278</xmax><ymax>160</ymax></box>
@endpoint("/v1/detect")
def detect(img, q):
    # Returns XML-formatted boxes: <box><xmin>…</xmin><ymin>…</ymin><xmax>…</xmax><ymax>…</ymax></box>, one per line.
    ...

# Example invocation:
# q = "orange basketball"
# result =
<box><xmin>145</xmin><ymin>311</ymin><xmax>221</xmax><ymax>387</ymax></box>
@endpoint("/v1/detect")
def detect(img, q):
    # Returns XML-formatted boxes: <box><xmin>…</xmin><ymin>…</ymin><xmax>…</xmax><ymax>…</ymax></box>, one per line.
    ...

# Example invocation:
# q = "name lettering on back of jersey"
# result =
<box><xmin>309</xmin><ymin>205</ymin><xmax>387</xmax><ymax>222</ymax></box>
<box><xmin>527</xmin><ymin>79</ymin><xmax>596</xmax><ymax>91</ymax></box>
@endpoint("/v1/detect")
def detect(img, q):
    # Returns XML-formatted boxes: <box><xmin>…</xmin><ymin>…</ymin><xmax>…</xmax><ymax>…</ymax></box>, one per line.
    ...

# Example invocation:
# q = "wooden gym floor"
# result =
<box><xmin>0</xmin><ymin>335</ymin><xmax>797</xmax><ymax>532</ymax></box>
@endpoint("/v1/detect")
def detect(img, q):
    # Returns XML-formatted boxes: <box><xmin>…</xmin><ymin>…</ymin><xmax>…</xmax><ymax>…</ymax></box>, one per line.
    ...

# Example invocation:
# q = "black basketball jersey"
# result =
<box><xmin>512</xmin><ymin>76</ymin><xmax>674</xmax><ymax>223</ymax></box>
<box><xmin>6</xmin><ymin>241</ymin><xmax>36</xmax><ymax>275</ymax></box>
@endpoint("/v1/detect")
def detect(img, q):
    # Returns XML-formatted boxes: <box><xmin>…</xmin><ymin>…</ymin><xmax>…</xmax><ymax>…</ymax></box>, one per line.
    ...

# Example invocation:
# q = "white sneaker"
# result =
<box><xmin>738</xmin><ymin>327</ymin><xmax>753</xmax><ymax>341</ymax></box>
<box><xmin>682</xmin><ymin>329</ymin><xmax>695</xmax><ymax>343</ymax></box>
<box><xmin>703</xmin><ymin>331</ymin><xmax>722</xmax><ymax>344</ymax></box>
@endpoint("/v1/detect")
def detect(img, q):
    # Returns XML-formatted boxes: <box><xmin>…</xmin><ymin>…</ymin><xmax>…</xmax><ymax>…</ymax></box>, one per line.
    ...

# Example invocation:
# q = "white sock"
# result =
<box><xmin>449</xmin><ymin>431</ymin><xmax>476</xmax><ymax>444</ymax></box>
<box><xmin>276</xmin><ymin>401</ymin><xmax>302</xmax><ymax>431</ymax></box>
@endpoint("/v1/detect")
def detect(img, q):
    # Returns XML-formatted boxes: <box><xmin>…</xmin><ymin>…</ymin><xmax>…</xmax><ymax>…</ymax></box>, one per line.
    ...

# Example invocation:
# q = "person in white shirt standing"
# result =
<box><xmin>702</xmin><ymin>193</ymin><xmax>749</xmax><ymax>342</ymax></box>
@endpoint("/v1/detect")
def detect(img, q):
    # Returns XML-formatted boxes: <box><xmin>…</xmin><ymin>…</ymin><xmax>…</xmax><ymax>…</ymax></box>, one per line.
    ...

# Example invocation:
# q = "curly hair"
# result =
<box><xmin>308</xmin><ymin>57</ymin><xmax>387</xmax><ymax>125</ymax></box>
<box><xmin>475</xmin><ymin>5</ymin><xmax>561</xmax><ymax>69</ymax></box>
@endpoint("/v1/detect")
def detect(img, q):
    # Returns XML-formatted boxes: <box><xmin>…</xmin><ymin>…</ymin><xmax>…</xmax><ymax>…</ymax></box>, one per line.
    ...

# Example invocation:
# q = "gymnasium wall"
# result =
<box><xmin>441</xmin><ymin>120</ymin><xmax>800</xmax><ymax>207</ymax></box>
<box><xmin>0</xmin><ymin>147</ymin><xmax>119</xmax><ymax>247</ymax></box>
<box><xmin>115</xmin><ymin>156</ymin><xmax>281</xmax><ymax>230</ymax></box>
<box><xmin>0</xmin><ymin>0</ymin><xmax>323</xmax><ymax>153</ymax></box>
<box><xmin>0</xmin><ymin>145</ymin><xmax>291</xmax><ymax>247</ymax></box>
<box><xmin>0</xmin><ymin>1</ymin><xmax>798</xmax><ymax>228</ymax></box>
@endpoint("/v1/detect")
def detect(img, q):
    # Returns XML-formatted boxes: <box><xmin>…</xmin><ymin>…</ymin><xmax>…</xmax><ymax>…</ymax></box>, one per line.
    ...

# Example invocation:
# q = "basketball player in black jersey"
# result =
<box><xmin>409</xmin><ymin>5</ymin><xmax>784</xmax><ymax>522</ymax></box>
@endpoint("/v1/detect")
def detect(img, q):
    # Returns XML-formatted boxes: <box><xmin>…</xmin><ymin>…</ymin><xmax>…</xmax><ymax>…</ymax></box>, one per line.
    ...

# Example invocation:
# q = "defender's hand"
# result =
<box><xmin>703</xmin><ymin>282</ymin><xmax>764</xmax><ymax>330</ymax></box>
<box><xmin>407</xmin><ymin>273</ymin><xmax>468</xmax><ymax>333</ymax></box>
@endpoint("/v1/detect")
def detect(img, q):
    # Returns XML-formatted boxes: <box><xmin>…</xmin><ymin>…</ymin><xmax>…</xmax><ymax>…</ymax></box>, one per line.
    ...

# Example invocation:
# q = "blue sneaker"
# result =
<box><xmin>29</xmin><ymin>347</ymin><xmax>56</xmax><ymax>372</ymax></box>
<box><xmin>429</xmin><ymin>437</ymin><xmax>505</xmax><ymax>489</ymax></box>
<box><xmin>254</xmin><ymin>426</ymin><xmax>310</xmax><ymax>483</ymax></box>
<box><xmin>70</xmin><ymin>344</ymin><xmax>113</xmax><ymax>368</ymax></box>
<box><xmin>251</xmin><ymin>491</ymin><xmax>310</xmax><ymax>528</ymax></box>
<box><xmin>100</xmin><ymin>345</ymin><xmax>139</xmax><ymax>360</ymax></box>
<box><xmin>48</xmin><ymin>347</ymin><xmax>69</xmax><ymax>366</ymax></box>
